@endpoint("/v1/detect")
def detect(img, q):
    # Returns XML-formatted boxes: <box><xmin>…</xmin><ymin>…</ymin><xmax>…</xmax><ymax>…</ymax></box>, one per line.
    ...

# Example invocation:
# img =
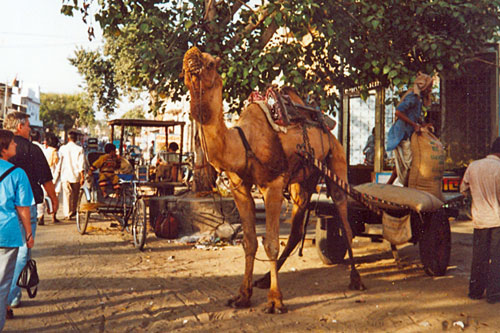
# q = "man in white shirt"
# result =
<box><xmin>460</xmin><ymin>137</ymin><xmax>500</xmax><ymax>304</ymax></box>
<box><xmin>58</xmin><ymin>131</ymin><xmax>84</xmax><ymax>220</ymax></box>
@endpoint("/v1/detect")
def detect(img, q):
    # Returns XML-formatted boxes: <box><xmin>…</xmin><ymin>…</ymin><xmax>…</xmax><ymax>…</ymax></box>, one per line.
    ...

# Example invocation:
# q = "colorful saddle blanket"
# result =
<box><xmin>246</xmin><ymin>87</ymin><xmax>336</xmax><ymax>133</ymax></box>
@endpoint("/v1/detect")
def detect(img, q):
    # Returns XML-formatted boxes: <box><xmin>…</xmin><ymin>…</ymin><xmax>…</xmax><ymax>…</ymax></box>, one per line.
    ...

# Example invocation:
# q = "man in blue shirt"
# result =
<box><xmin>386</xmin><ymin>72</ymin><xmax>433</xmax><ymax>185</ymax></box>
<box><xmin>3</xmin><ymin>111</ymin><xmax>58</xmax><ymax>309</ymax></box>
<box><xmin>0</xmin><ymin>129</ymin><xmax>34</xmax><ymax>327</ymax></box>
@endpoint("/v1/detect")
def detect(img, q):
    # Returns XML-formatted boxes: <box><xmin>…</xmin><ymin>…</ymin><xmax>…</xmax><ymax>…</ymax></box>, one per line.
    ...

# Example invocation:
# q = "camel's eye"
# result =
<box><xmin>207</xmin><ymin>61</ymin><xmax>214</xmax><ymax>70</ymax></box>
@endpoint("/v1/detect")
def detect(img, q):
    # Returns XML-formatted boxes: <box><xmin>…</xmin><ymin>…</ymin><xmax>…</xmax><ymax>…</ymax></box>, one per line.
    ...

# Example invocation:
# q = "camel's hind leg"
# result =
<box><xmin>254</xmin><ymin>178</ymin><xmax>317</xmax><ymax>289</ymax></box>
<box><xmin>326</xmin><ymin>143</ymin><xmax>366</xmax><ymax>291</ymax></box>
<box><xmin>226</xmin><ymin>173</ymin><xmax>257</xmax><ymax>308</ymax></box>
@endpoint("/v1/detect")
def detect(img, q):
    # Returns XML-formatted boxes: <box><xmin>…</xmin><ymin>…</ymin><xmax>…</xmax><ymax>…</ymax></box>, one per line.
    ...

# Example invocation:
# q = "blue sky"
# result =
<box><xmin>0</xmin><ymin>0</ymin><xmax>103</xmax><ymax>94</ymax></box>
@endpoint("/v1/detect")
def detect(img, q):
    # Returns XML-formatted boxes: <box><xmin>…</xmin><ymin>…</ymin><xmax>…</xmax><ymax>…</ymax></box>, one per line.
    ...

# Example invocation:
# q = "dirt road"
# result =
<box><xmin>3</xmin><ymin>215</ymin><xmax>500</xmax><ymax>333</ymax></box>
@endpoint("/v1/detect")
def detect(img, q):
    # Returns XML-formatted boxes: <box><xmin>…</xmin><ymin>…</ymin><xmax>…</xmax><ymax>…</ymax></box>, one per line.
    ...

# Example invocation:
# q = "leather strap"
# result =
<box><xmin>234</xmin><ymin>126</ymin><xmax>258</xmax><ymax>177</ymax></box>
<box><xmin>0</xmin><ymin>166</ymin><xmax>17</xmax><ymax>184</ymax></box>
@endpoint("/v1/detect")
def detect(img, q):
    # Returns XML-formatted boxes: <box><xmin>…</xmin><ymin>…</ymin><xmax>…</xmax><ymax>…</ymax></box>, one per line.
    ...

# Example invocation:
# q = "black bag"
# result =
<box><xmin>17</xmin><ymin>257</ymin><xmax>39</xmax><ymax>299</ymax></box>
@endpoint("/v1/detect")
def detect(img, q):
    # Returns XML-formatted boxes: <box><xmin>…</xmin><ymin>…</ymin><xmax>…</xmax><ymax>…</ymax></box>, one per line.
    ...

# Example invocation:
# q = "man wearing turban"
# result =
<box><xmin>386</xmin><ymin>72</ymin><xmax>434</xmax><ymax>185</ymax></box>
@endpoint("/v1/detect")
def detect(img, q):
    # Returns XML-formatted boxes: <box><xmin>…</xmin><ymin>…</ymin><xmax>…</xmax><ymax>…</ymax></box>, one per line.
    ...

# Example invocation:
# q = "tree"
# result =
<box><xmin>69</xmin><ymin>48</ymin><xmax>119</xmax><ymax>117</ymax></box>
<box><xmin>121</xmin><ymin>105</ymin><xmax>146</xmax><ymax>120</ymax></box>
<box><xmin>63</xmin><ymin>0</ymin><xmax>500</xmax><ymax>113</ymax></box>
<box><xmin>121</xmin><ymin>105</ymin><xmax>146</xmax><ymax>144</ymax></box>
<box><xmin>40</xmin><ymin>92</ymin><xmax>95</xmax><ymax>135</ymax></box>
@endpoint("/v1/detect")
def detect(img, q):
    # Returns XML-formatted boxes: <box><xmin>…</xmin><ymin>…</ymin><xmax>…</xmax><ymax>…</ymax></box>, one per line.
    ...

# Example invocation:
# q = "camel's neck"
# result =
<box><xmin>190</xmin><ymin>85</ymin><xmax>233</xmax><ymax>171</ymax></box>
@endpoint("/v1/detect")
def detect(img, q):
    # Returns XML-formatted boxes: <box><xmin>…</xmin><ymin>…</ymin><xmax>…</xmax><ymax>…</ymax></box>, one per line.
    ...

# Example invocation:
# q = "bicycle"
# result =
<box><xmin>76</xmin><ymin>173</ymin><xmax>148</xmax><ymax>251</ymax></box>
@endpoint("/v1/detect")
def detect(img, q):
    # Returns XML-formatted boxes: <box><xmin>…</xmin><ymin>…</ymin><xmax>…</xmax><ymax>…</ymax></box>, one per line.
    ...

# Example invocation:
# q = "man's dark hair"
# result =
<box><xmin>0</xmin><ymin>129</ymin><xmax>14</xmax><ymax>154</ymax></box>
<box><xmin>46</xmin><ymin>132</ymin><xmax>59</xmax><ymax>148</ymax></box>
<box><xmin>104</xmin><ymin>143</ymin><xmax>116</xmax><ymax>154</ymax></box>
<box><xmin>30</xmin><ymin>130</ymin><xmax>41</xmax><ymax>143</ymax></box>
<box><xmin>68</xmin><ymin>131</ymin><xmax>78</xmax><ymax>142</ymax></box>
<box><xmin>491</xmin><ymin>137</ymin><xmax>500</xmax><ymax>154</ymax></box>
<box><xmin>168</xmin><ymin>142</ymin><xmax>179</xmax><ymax>152</ymax></box>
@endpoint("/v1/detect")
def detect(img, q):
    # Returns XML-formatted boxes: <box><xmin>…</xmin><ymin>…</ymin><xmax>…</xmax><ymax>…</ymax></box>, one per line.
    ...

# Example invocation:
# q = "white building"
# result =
<box><xmin>11</xmin><ymin>84</ymin><xmax>43</xmax><ymax>127</ymax></box>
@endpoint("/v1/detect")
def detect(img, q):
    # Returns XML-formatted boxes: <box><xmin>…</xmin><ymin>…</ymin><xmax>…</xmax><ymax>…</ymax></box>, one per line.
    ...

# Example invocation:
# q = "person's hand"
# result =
<box><xmin>413</xmin><ymin>123</ymin><xmax>422</xmax><ymax>133</ymax></box>
<box><xmin>26</xmin><ymin>233</ymin><xmax>34</xmax><ymax>249</ymax></box>
<box><xmin>422</xmin><ymin>123</ymin><xmax>435</xmax><ymax>133</ymax></box>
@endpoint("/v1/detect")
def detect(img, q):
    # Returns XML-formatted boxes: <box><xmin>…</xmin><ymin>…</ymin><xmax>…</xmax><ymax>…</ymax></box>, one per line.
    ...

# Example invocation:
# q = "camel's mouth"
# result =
<box><xmin>183</xmin><ymin>47</ymin><xmax>203</xmax><ymax>76</ymax></box>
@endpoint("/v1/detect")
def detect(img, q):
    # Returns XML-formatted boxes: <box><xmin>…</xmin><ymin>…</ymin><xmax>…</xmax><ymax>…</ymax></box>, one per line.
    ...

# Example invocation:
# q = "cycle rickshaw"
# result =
<box><xmin>76</xmin><ymin>119</ymin><xmax>186</xmax><ymax>251</ymax></box>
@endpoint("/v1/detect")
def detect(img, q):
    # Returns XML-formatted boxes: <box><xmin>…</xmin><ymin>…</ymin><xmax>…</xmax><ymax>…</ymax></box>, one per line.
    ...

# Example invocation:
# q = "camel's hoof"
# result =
<box><xmin>253</xmin><ymin>274</ymin><xmax>271</xmax><ymax>289</ymax></box>
<box><xmin>349</xmin><ymin>281</ymin><xmax>367</xmax><ymax>291</ymax></box>
<box><xmin>227</xmin><ymin>296</ymin><xmax>251</xmax><ymax>309</ymax></box>
<box><xmin>263</xmin><ymin>301</ymin><xmax>287</xmax><ymax>314</ymax></box>
<box><xmin>349</xmin><ymin>270</ymin><xmax>367</xmax><ymax>291</ymax></box>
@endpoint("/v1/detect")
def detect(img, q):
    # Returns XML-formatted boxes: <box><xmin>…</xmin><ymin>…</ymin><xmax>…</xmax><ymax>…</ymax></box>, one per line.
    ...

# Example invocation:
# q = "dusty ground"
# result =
<box><xmin>3</xmin><ymin>211</ymin><xmax>500</xmax><ymax>333</ymax></box>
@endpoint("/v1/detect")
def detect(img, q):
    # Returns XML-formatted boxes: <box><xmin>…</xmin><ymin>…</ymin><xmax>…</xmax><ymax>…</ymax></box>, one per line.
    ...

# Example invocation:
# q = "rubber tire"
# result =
<box><xmin>315</xmin><ymin>216</ymin><xmax>348</xmax><ymax>265</ymax></box>
<box><xmin>132</xmin><ymin>198</ymin><xmax>147</xmax><ymax>251</ymax></box>
<box><xmin>419</xmin><ymin>210</ymin><xmax>451</xmax><ymax>276</ymax></box>
<box><xmin>76</xmin><ymin>190</ymin><xmax>90</xmax><ymax>235</ymax></box>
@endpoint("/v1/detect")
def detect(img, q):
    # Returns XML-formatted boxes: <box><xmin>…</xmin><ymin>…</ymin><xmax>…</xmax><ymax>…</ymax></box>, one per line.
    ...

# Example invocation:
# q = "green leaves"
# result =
<box><xmin>63</xmin><ymin>0</ymin><xmax>500</xmax><ymax>116</ymax></box>
<box><xmin>40</xmin><ymin>93</ymin><xmax>95</xmax><ymax>133</ymax></box>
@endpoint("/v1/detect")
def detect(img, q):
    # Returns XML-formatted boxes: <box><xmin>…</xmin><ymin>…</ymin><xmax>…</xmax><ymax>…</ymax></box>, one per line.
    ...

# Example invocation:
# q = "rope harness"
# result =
<box><xmin>298</xmin><ymin>149</ymin><xmax>466</xmax><ymax>216</ymax></box>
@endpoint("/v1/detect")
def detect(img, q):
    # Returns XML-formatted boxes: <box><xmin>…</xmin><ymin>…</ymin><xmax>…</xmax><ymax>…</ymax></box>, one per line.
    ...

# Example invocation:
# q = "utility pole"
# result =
<box><xmin>3</xmin><ymin>82</ymin><xmax>8</xmax><ymax>122</ymax></box>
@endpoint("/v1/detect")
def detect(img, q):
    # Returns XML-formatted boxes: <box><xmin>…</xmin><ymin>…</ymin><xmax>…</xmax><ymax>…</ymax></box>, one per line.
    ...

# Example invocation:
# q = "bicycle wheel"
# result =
<box><xmin>132</xmin><ymin>198</ymin><xmax>147</xmax><ymax>250</ymax></box>
<box><xmin>76</xmin><ymin>190</ymin><xmax>91</xmax><ymax>235</ymax></box>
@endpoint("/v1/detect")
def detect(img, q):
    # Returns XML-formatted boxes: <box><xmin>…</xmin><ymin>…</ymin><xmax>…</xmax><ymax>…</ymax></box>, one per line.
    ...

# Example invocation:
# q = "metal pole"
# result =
<box><xmin>3</xmin><ymin>82</ymin><xmax>8</xmax><ymax>121</ymax></box>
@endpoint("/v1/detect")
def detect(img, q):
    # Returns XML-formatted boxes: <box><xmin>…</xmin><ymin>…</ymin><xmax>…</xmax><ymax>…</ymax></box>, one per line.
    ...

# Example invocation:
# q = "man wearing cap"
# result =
<box><xmin>460</xmin><ymin>137</ymin><xmax>500</xmax><ymax>304</ymax></box>
<box><xmin>386</xmin><ymin>72</ymin><xmax>434</xmax><ymax>186</ymax></box>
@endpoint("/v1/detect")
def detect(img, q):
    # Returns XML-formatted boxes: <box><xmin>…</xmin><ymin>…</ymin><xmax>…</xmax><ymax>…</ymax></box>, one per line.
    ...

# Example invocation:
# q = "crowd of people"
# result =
<box><xmin>0</xmin><ymin>111</ymin><xmax>88</xmax><ymax>330</ymax></box>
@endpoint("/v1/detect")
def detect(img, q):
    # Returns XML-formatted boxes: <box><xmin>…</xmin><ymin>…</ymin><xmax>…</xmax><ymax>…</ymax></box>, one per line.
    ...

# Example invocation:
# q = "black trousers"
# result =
<box><xmin>469</xmin><ymin>227</ymin><xmax>500</xmax><ymax>300</ymax></box>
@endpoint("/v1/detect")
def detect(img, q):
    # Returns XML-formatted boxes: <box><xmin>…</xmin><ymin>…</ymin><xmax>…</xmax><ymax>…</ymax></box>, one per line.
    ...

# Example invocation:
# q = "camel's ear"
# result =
<box><xmin>215</xmin><ymin>57</ymin><xmax>221</xmax><ymax>69</ymax></box>
<box><xmin>179</xmin><ymin>68</ymin><xmax>184</xmax><ymax>79</ymax></box>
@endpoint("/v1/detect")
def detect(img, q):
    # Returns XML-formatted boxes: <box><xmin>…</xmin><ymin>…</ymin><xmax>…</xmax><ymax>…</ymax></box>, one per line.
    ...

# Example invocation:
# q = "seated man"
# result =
<box><xmin>90</xmin><ymin>143</ymin><xmax>121</xmax><ymax>197</ymax></box>
<box><xmin>155</xmin><ymin>142</ymin><xmax>179</xmax><ymax>182</ymax></box>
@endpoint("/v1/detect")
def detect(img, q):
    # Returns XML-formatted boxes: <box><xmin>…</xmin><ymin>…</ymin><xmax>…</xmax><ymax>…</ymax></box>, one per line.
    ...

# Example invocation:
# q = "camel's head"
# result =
<box><xmin>182</xmin><ymin>47</ymin><xmax>222</xmax><ymax>123</ymax></box>
<box><xmin>182</xmin><ymin>47</ymin><xmax>221</xmax><ymax>92</ymax></box>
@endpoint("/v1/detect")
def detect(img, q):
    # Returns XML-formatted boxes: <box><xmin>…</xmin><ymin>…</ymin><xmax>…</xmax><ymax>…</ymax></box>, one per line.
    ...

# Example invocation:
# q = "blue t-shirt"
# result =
<box><xmin>386</xmin><ymin>92</ymin><xmax>423</xmax><ymax>152</ymax></box>
<box><xmin>0</xmin><ymin>159</ymin><xmax>35</xmax><ymax>247</ymax></box>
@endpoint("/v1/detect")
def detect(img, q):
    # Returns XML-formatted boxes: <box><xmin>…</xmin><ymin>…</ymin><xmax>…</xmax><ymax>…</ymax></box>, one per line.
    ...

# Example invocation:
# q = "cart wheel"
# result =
<box><xmin>76</xmin><ymin>191</ymin><xmax>91</xmax><ymax>235</ymax></box>
<box><xmin>315</xmin><ymin>215</ymin><xmax>348</xmax><ymax>265</ymax></box>
<box><xmin>132</xmin><ymin>198</ymin><xmax>147</xmax><ymax>251</ymax></box>
<box><xmin>419</xmin><ymin>209</ymin><xmax>451</xmax><ymax>276</ymax></box>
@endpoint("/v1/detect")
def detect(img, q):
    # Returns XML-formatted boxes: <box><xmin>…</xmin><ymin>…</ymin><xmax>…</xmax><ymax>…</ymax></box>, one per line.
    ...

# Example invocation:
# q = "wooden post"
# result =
<box><xmin>119</xmin><ymin>124</ymin><xmax>125</xmax><ymax>156</ymax></box>
<box><xmin>165</xmin><ymin>126</ymin><xmax>169</xmax><ymax>149</ymax></box>
<box><xmin>178</xmin><ymin>124</ymin><xmax>184</xmax><ymax>181</ymax></box>
<box><xmin>374</xmin><ymin>88</ymin><xmax>385</xmax><ymax>173</ymax></box>
<box><xmin>342</xmin><ymin>92</ymin><xmax>350</xmax><ymax>167</ymax></box>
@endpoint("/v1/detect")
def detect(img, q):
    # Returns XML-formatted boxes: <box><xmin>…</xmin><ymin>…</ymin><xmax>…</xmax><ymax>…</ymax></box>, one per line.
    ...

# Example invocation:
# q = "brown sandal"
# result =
<box><xmin>6</xmin><ymin>307</ymin><xmax>14</xmax><ymax>319</ymax></box>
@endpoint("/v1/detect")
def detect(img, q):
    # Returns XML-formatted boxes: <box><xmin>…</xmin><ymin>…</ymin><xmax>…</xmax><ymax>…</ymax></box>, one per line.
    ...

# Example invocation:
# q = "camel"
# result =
<box><xmin>182</xmin><ymin>46</ymin><xmax>365</xmax><ymax>314</ymax></box>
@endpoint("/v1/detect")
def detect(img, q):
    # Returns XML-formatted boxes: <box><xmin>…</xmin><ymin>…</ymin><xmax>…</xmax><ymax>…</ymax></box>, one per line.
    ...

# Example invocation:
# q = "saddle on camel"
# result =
<box><xmin>182</xmin><ymin>46</ymin><xmax>365</xmax><ymax>314</ymax></box>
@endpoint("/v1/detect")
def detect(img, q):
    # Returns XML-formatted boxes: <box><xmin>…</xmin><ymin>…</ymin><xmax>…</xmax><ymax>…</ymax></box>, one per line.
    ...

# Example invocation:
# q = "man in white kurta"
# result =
<box><xmin>460</xmin><ymin>137</ymin><xmax>500</xmax><ymax>304</ymax></box>
<box><xmin>58</xmin><ymin>131</ymin><xmax>84</xmax><ymax>220</ymax></box>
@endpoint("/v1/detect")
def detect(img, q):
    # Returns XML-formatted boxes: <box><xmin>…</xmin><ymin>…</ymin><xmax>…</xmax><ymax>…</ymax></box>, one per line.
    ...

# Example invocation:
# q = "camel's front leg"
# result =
<box><xmin>226</xmin><ymin>174</ymin><xmax>256</xmax><ymax>308</ymax></box>
<box><xmin>260</xmin><ymin>178</ymin><xmax>287</xmax><ymax>314</ymax></box>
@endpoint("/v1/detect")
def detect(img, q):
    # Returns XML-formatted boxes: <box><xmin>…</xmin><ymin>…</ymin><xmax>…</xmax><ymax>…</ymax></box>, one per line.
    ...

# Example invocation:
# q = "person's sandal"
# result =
<box><xmin>6</xmin><ymin>308</ymin><xmax>14</xmax><ymax>319</ymax></box>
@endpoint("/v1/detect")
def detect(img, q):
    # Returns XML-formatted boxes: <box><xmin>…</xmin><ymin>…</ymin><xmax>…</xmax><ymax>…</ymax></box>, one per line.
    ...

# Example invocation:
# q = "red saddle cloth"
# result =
<box><xmin>248</xmin><ymin>87</ymin><xmax>290</xmax><ymax>126</ymax></box>
<box><xmin>247</xmin><ymin>87</ymin><xmax>337</xmax><ymax>132</ymax></box>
